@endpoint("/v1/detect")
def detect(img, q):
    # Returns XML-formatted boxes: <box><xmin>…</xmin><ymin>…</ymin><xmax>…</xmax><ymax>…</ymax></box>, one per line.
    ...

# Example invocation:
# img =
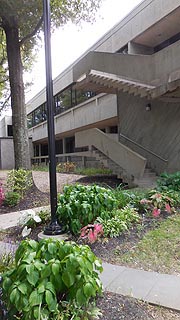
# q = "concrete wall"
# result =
<box><xmin>0</xmin><ymin>116</ymin><xmax>12</xmax><ymax>137</ymax></box>
<box><xmin>0</xmin><ymin>138</ymin><xmax>14</xmax><ymax>169</ymax></box>
<box><xmin>94</xmin><ymin>0</ymin><xmax>180</xmax><ymax>53</ymax></box>
<box><xmin>29</xmin><ymin>94</ymin><xmax>118</xmax><ymax>142</ymax></box>
<box><xmin>26</xmin><ymin>0</ymin><xmax>180</xmax><ymax>112</ymax></box>
<box><xmin>118</xmin><ymin>92</ymin><xmax>180</xmax><ymax>173</ymax></box>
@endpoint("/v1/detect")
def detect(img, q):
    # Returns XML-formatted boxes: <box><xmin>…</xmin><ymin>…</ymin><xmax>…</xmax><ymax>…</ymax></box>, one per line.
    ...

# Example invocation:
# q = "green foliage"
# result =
<box><xmin>96</xmin><ymin>206</ymin><xmax>140</xmax><ymax>238</ymax></box>
<box><xmin>112</xmin><ymin>187</ymin><xmax>148</xmax><ymax>211</ymax></box>
<box><xmin>4</xmin><ymin>191</ymin><xmax>21</xmax><ymax>207</ymax></box>
<box><xmin>2</xmin><ymin>239</ymin><xmax>102</xmax><ymax>320</ymax></box>
<box><xmin>57</xmin><ymin>184</ymin><xmax>118</xmax><ymax>234</ymax></box>
<box><xmin>157</xmin><ymin>171</ymin><xmax>180</xmax><ymax>191</ymax></box>
<box><xmin>6</xmin><ymin>169</ymin><xmax>32</xmax><ymax>198</ymax></box>
<box><xmin>140</xmin><ymin>190</ymin><xmax>177</xmax><ymax>217</ymax></box>
<box><xmin>0</xmin><ymin>252</ymin><xmax>14</xmax><ymax>273</ymax></box>
<box><xmin>75</xmin><ymin>167</ymin><xmax>112</xmax><ymax>176</ymax></box>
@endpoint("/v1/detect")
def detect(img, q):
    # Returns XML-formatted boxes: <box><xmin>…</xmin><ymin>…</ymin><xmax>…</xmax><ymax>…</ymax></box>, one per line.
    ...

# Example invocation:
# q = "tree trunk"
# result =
<box><xmin>3</xmin><ymin>17</ymin><xmax>31</xmax><ymax>170</ymax></box>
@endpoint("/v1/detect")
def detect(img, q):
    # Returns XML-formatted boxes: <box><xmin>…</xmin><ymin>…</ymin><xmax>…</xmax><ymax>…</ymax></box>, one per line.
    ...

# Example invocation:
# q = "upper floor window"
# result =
<box><xmin>27</xmin><ymin>85</ymin><xmax>96</xmax><ymax>128</ymax></box>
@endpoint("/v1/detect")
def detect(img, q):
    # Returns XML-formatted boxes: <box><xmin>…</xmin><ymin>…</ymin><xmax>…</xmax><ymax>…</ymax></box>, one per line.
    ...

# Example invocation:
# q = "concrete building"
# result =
<box><xmin>2</xmin><ymin>0</ymin><xmax>180</xmax><ymax>184</ymax></box>
<box><xmin>0</xmin><ymin>115</ymin><xmax>14</xmax><ymax>169</ymax></box>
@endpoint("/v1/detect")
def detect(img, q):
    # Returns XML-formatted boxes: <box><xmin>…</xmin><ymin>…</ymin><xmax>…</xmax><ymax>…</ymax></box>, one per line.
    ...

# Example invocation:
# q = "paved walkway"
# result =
<box><xmin>1</xmin><ymin>209</ymin><xmax>180</xmax><ymax>311</ymax></box>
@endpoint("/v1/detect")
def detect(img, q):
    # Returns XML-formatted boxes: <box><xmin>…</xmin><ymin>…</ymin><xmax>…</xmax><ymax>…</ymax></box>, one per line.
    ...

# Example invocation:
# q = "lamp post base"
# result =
<box><xmin>43</xmin><ymin>220</ymin><xmax>63</xmax><ymax>235</ymax></box>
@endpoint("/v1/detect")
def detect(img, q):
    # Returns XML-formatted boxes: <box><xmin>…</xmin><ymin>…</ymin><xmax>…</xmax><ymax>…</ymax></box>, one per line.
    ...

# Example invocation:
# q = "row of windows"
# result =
<box><xmin>27</xmin><ymin>85</ymin><xmax>96</xmax><ymax>128</ymax></box>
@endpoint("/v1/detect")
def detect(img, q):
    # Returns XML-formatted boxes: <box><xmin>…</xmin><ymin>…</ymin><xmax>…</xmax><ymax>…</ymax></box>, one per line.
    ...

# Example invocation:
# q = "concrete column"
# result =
<box><xmin>128</xmin><ymin>41</ymin><xmax>154</xmax><ymax>55</ymax></box>
<box><xmin>63</xmin><ymin>138</ymin><xmax>66</xmax><ymax>154</ymax></box>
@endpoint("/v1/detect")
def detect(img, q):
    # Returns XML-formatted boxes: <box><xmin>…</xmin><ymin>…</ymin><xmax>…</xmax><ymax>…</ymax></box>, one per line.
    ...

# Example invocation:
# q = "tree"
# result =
<box><xmin>0</xmin><ymin>0</ymin><xmax>102</xmax><ymax>169</ymax></box>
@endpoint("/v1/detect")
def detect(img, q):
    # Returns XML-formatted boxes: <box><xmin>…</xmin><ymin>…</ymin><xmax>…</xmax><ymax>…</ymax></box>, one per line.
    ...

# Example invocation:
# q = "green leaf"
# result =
<box><xmin>62</xmin><ymin>271</ymin><xmax>75</xmax><ymax>288</ymax></box>
<box><xmin>45</xmin><ymin>282</ymin><xmax>56</xmax><ymax>295</ymax></box>
<box><xmin>45</xmin><ymin>290</ymin><xmax>57</xmax><ymax>312</ymax></box>
<box><xmin>27</xmin><ymin>269</ymin><xmax>39</xmax><ymax>286</ymax></box>
<box><xmin>10</xmin><ymin>288</ymin><xmax>18</xmax><ymax>304</ymax></box>
<box><xmin>52</xmin><ymin>262</ymin><xmax>60</xmax><ymax>276</ymax></box>
<box><xmin>48</xmin><ymin>242</ymin><xmax>57</xmax><ymax>255</ymax></box>
<box><xmin>83</xmin><ymin>283</ymin><xmax>95</xmax><ymax>298</ymax></box>
<box><xmin>41</xmin><ymin>264</ymin><xmax>51</xmax><ymax>278</ymax></box>
<box><xmin>29</xmin><ymin>290</ymin><xmax>43</xmax><ymax>307</ymax></box>
<box><xmin>76</xmin><ymin>288</ymin><xmax>86</xmax><ymax>306</ymax></box>
<box><xmin>18</xmin><ymin>283</ymin><xmax>28</xmax><ymax>294</ymax></box>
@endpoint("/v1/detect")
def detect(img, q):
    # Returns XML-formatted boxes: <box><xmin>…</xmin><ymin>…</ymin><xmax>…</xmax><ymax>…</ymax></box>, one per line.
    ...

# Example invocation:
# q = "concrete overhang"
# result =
<box><xmin>75</xmin><ymin>70</ymin><xmax>180</xmax><ymax>102</ymax></box>
<box><xmin>133</xmin><ymin>6</ymin><xmax>180</xmax><ymax>48</ymax></box>
<box><xmin>75</xmin><ymin>70</ymin><xmax>155</xmax><ymax>99</ymax></box>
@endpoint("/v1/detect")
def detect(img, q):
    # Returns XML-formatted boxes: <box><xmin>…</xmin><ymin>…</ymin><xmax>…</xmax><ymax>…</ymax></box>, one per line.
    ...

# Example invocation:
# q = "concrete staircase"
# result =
<box><xmin>134</xmin><ymin>168</ymin><xmax>157</xmax><ymax>189</ymax></box>
<box><xmin>92</xmin><ymin>148</ymin><xmax>157</xmax><ymax>188</ymax></box>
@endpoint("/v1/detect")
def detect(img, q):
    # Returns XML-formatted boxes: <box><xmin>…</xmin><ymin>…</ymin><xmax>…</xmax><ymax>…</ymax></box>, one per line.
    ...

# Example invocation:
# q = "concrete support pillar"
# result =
<box><xmin>62</xmin><ymin>138</ymin><xmax>66</xmax><ymax>154</ymax></box>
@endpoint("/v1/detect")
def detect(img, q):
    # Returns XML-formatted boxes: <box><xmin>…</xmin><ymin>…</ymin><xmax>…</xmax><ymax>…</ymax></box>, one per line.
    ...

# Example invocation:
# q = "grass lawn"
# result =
<box><xmin>115</xmin><ymin>213</ymin><xmax>180</xmax><ymax>275</ymax></box>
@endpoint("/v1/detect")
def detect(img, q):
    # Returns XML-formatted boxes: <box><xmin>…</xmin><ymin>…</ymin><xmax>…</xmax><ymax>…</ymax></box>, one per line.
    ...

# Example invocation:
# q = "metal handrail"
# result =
<box><xmin>119</xmin><ymin>133</ymin><xmax>168</xmax><ymax>163</ymax></box>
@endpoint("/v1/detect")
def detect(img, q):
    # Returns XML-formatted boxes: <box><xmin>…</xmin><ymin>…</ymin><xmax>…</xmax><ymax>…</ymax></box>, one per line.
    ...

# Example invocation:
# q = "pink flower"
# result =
<box><xmin>152</xmin><ymin>207</ymin><xmax>161</xmax><ymax>217</ymax></box>
<box><xmin>165</xmin><ymin>203</ymin><xmax>171</xmax><ymax>213</ymax></box>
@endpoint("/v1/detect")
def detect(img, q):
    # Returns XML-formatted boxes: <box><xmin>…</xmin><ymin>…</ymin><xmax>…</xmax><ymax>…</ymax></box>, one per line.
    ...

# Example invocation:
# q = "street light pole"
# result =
<box><xmin>43</xmin><ymin>0</ymin><xmax>62</xmax><ymax>235</ymax></box>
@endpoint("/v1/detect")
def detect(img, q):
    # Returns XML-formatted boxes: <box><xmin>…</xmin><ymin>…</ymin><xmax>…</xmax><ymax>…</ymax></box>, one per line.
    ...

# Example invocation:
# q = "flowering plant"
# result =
<box><xmin>140</xmin><ymin>190</ymin><xmax>175</xmax><ymax>217</ymax></box>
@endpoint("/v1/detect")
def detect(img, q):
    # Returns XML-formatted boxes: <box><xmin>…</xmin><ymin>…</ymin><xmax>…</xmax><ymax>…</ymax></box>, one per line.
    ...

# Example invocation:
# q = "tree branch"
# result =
<box><xmin>19</xmin><ymin>15</ymin><xmax>43</xmax><ymax>47</ymax></box>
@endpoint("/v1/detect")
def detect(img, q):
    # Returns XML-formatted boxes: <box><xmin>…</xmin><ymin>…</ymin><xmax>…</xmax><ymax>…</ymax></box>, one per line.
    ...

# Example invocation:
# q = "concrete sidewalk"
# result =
<box><xmin>101</xmin><ymin>262</ymin><xmax>180</xmax><ymax>311</ymax></box>
<box><xmin>1</xmin><ymin>209</ymin><xmax>180</xmax><ymax>311</ymax></box>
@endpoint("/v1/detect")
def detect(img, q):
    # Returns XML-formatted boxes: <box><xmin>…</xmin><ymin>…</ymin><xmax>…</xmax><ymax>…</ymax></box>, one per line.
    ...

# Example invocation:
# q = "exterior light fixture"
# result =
<box><xmin>43</xmin><ymin>0</ymin><xmax>62</xmax><ymax>235</ymax></box>
<box><xmin>145</xmin><ymin>103</ymin><xmax>151</xmax><ymax>111</ymax></box>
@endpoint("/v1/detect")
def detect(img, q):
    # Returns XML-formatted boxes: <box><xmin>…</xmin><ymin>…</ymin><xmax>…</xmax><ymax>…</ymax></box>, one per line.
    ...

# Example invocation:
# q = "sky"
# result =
<box><xmin>25</xmin><ymin>0</ymin><xmax>142</xmax><ymax>102</ymax></box>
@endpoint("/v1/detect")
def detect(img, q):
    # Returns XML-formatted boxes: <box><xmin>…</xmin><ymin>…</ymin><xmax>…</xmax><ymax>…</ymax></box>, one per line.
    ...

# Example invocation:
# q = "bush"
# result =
<box><xmin>157</xmin><ymin>172</ymin><xmax>180</xmax><ymax>191</ymax></box>
<box><xmin>2</xmin><ymin>239</ymin><xmax>102</xmax><ymax>320</ymax></box>
<box><xmin>6</xmin><ymin>169</ymin><xmax>33</xmax><ymax>198</ymax></box>
<box><xmin>57</xmin><ymin>184</ymin><xmax>118</xmax><ymax>234</ymax></box>
<box><xmin>96</xmin><ymin>206</ymin><xmax>140</xmax><ymax>238</ymax></box>
<box><xmin>4</xmin><ymin>191</ymin><xmax>21</xmax><ymax>207</ymax></box>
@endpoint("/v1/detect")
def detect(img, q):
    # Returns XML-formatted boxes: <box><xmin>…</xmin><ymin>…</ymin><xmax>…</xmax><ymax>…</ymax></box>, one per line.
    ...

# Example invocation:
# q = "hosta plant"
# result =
<box><xmin>57</xmin><ymin>184</ymin><xmax>117</xmax><ymax>234</ymax></box>
<box><xmin>2</xmin><ymin>239</ymin><xmax>103</xmax><ymax>320</ymax></box>
<box><xmin>96</xmin><ymin>206</ymin><xmax>140</xmax><ymax>238</ymax></box>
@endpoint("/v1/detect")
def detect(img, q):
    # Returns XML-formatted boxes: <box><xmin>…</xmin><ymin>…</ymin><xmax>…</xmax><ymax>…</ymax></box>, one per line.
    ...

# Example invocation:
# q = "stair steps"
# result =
<box><xmin>92</xmin><ymin>148</ymin><xmax>157</xmax><ymax>188</ymax></box>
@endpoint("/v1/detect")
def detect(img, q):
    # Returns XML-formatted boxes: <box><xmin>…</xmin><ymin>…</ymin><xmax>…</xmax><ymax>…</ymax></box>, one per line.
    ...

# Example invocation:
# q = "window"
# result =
<box><xmin>7</xmin><ymin>125</ymin><xmax>13</xmax><ymax>136</ymax></box>
<box><xmin>27</xmin><ymin>85</ymin><xmax>96</xmax><ymax>128</ymax></box>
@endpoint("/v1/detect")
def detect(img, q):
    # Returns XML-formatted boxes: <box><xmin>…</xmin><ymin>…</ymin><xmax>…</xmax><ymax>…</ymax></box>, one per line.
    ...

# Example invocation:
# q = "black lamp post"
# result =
<box><xmin>43</xmin><ymin>0</ymin><xmax>62</xmax><ymax>235</ymax></box>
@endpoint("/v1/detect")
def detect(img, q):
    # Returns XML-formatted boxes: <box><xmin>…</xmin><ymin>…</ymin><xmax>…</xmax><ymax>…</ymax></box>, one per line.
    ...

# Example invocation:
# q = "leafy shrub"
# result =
<box><xmin>140</xmin><ymin>190</ymin><xmax>176</xmax><ymax>217</ymax></box>
<box><xmin>112</xmin><ymin>187</ymin><xmax>148</xmax><ymax>211</ymax></box>
<box><xmin>56</xmin><ymin>162</ymin><xmax>76</xmax><ymax>173</ymax></box>
<box><xmin>96</xmin><ymin>206</ymin><xmax>140</xmax><ymax>238</ymax></box>
<box><xmin>57</xmin><ymin>184</ymin><xmax>118</xmax><ymax>234</ymax></box>
<box><xmin>2</xmin><ymin>239</ymin><xmax>102</xmax><ymax>320</ymax></box>
<box><xmin>6</xmin><ymin>169</ymin><xmax>33</xmax><ymax>198</ymax></box>
<box><xmin>157</xmin><ymin>172</ymin><xmax>180</xmax><ymax>191</ymax></box>
<box><xmin>4</xmin><ymin>191</ymin><xmax>21</xmax><ymax>207</ymax></box>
